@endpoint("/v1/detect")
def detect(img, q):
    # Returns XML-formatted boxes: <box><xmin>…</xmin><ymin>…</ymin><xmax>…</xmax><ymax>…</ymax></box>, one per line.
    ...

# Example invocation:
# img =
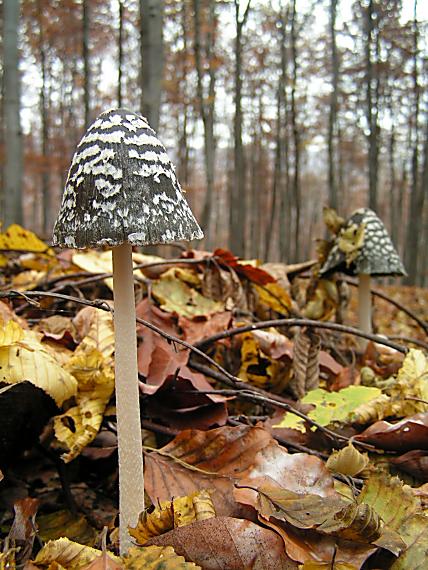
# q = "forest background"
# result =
<box><xmin>1</xmin><ymin>0</ymin><xmax>428</xmax><ymax>285</ymax></box>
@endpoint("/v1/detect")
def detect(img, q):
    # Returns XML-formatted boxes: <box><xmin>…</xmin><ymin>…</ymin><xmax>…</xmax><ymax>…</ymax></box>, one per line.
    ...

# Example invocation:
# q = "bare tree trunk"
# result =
<box><xmin>82</xmin><ymin>0</ymin><xmax>91</xmax><ymax>128</ymax></box>
<box><xmin>327</xmin><ymin>0</ymin><xmax>339</xmax><ymax>210</ymax></box>
<box><xmin>139</xmin><ymin>0</ymin><xmax>163</xmax><ymax>131</ymax></box>
<box><xmin>2</xmin><ymin>0</ymin><xmax>23</xmax><ymax>226</ymax></box>
<box><xmin>405</xmin><ymin>0</ymin><xmax>422</xmax><ymax>284</ymax></box>
<box><xmin>177</xmin><ymin>1</ymin><xmax>190</xmax><ymax>186</ymax></box>
<box><xmin>365</xmin><ymin>0</ymin><xmax>379</xmax><ymax>212</ymax></box>
<box><xmin>290</xmin><ymin>0</ymin><xmax>300</xmax><ymax>261</ymax></box>
<box><xmin>229</xmin><ymin>0</ymin><xmax>250</xmax><ymax>257</ymax></box>
<box><xmin>265</xmin><ymin>86</ymin><xmax>282</xmax><ymax>261</ymax></box>
<box><xmin>37</xmin><ymin>3</ymin><xmax>50</xmax><ymax>235</ymax></box>
<box><xmin>118</xmin><ymin>0</ymin><xmax>124</xmax><ymax>107</ymax></box>
<box><xmin>418</xmin><ymin>112</ymin><xmax>428</xmax><ymax>286</ymax></box>
<box><xmin>193</xmin><ymin>0</ymin><xmax>217</xmax><ymax>248</ymax></box>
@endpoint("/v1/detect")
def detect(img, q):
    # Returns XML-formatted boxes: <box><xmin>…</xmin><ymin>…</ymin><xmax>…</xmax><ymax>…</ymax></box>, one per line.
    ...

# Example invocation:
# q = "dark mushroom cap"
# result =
<box><xmin>320</xmin><ymin>208</ymin><xmax>406</xmax><ymax>277</ymax></box>
<box><xmin>53</xmin><ymin>108</ymin><xmax>203</xmax><ymax>249</ymax></box>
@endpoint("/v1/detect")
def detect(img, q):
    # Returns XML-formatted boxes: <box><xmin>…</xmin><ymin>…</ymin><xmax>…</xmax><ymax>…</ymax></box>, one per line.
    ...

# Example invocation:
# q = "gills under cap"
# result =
<box><xmin>320</xmin><ymin>208</ymin><xmax>406</xmax><ymax>277</ymax></box>
<box><xmin>53</xmin><ymin>108</ymin><xmax>203</xmax><ymax>249</ymax></box>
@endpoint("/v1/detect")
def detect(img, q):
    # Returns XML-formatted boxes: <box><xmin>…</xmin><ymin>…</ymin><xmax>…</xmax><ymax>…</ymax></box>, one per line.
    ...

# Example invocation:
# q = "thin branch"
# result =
<box><xmin>193</xmin><ymin>318</ymin><xmax>408</xmax><ymax>354</ymax></box>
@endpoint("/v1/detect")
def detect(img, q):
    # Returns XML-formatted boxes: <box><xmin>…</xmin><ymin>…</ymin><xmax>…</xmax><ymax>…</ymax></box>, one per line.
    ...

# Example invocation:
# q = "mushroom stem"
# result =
<box><xmin>112</xmin><ymin>242</ymin><xmax>144</xmax><ymax>554</ymax></box>
<box><xmin>358</xmin><ymin>273</ymin><xmax>372</xmax><ymax>335</ymax></box>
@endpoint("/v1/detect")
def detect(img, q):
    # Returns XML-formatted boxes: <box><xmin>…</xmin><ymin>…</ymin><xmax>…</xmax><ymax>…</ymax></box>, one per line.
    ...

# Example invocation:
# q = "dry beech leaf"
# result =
<box><xmin>0</xmin><ymin>322</ymin><xmax>77</xmax><ymax>407</ymax></box>
<box><xmin>355</xmin><ymin>412</ymin><xmax>428</xmax><ymax>452</ymax></box>
<box><xmin>358</xmin><ymin>473</ymin><xmax>418</xmax><ymax>532</ymax></box>
<box><xmin>289</xmin><ymin>327</ymin><xmax>321</xmax><ymax>399</ymax></box>
<box><xmin>53</xmin><ymin>346</ymin><xmax>115</xmax><ymax>462</ymax></box>
<box><xmin>144</xmin><ymin>425</ymin><xmax>274</xmax><ymax>518</ymax></box>
<box><xmin>80</xmin><ymin>551</ymin><xmax>123</xmax><ymax>570</ymax></box>
<box><xmin>391</xmin><ymin>450</ymin><xmax>428</xmax><ymax>481</ymax></box>
<box><xmin>0</xmin><ymin>224</ymin><xmax>53</xmax><ymax>254</ymax></box>
<box><xmin>255</xmin><ymin>486</ymin><xmax>345</xmax><ymax>529</ymax></box>
<box><xmin>36</xmin><ymin>509</ymin><xmax>97</xmax><ymax>547</ymax></box>
<box><xmin>129</xmin><ymin>490</ymin><xmax>215</xmax><ymax>545</ymax></box>
<box><xmin>123</xmin><ymin>545</ymin><xmax>200</xmax><ymax>569</ymax></box>
<box><xmin>317</xmin><ymin>502</ymin><xmax>383</xmax><ymax>543</ymax></box>
<box><xmin>326</xmin><ymin>443</ymin><xmax>369</xmax><ymax>477</ymax></box>
<box><xmin>146</xmin><ymin>516</ymin><xmax>297</xmax><ymax>569</ymax></box>
<box><xmin>31</xmin><ymin>538</ymin><xmax>118</xmax><ymax>569</ymax></box>
<box><xmin>391</xmin><ymin>514</ymin><xmax>428</xmax><ymax>569</ymax></box>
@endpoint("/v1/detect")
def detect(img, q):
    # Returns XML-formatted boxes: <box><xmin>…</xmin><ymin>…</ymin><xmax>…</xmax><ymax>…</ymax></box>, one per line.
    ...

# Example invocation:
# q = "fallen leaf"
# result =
<box><xmin>123</xmin><ymin>545</ymin><xmax>201</xmax><ymax>569</ymax></box>
<box><xmin>146</xmin><ymin>516</ymin><xmax>297</xmax><ymax>569</ymax></box>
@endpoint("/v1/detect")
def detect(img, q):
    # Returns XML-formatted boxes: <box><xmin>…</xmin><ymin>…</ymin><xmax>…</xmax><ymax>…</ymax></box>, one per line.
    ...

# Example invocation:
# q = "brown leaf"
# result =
<box><xmin>178</xmin><ymin>312</ymin><xmax>232</xmax><ymax>346</ymax></box>
<box><xmin>8</xmin><ymin>498</ymin><xmax>40</xmax><ymax>566</ymax></box>
<box><xmin>136</xmin><ymin>298</ymin><xmax>180</xmax><ymax>377</ymax></box>
<box><xmin>146</xmin><ymin>516</ymin><xmax>298</xmax><ymax>569</ymax></box>
<box><xmin>144</xmin><ymin>425</ymin><xmax>274</xmax><ymax>518</ymax></box>
<box><xmin>289</xmin><ymin>328</ymin><xmax>321</xmax><ymax>399</ymax></box>
<box><xmin>355</xmin><ymin>412</ymin><xmax>428</xmax><ymax>452</ymax></box>
<box><xmin>213</xmin><ymin>248</ymin><xmax>276</xmax><ymax>285</ymax></box>
<box><xmin>391</xmin><ymin>450</ymin><xmax>428</xmax><ymax>481</ymax></box>
<box><xmin>81</xmin><ymin>552</ymin><xmax>123</xmax><ymax>570</ymax></box>
<box><xmin>201</xmin><ymin>264</ymin><xmax>248</xmax><ymax>310</ymax></box>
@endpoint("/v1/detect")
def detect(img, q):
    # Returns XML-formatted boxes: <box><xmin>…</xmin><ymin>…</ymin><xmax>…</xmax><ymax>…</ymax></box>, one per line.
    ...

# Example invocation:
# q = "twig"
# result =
<box><xmin>0</xmin><ymin>289</ymin><xmax>251</xmax><ymax>393</ymax></box>
<box><xmin>387</xmin><ymin>336</ymin><xmax>428</xmax><ymax>350</ymax></box>
<box><xmin>193</xmin><ymin>318</ymin><xmax>408</xmax><ymax>354</ymax></box>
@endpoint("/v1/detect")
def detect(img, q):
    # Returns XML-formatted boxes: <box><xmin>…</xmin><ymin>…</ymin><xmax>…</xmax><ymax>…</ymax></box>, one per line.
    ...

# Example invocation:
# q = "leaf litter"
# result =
<box><xmin>0</xmin><ymin>224</ymin><xmax>427</xmax><ymax>568</ymax></box>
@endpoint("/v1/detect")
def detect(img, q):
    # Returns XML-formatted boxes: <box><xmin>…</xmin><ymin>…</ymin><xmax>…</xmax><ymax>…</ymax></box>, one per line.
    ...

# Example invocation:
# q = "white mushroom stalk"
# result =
<box><xmin>52</xmin><ymin>108</ymin><xmax>203</xmax><ymax>554</ymax></box>
<box><xmin>112</xmin><ymin>243</ymin><xmax>144</xmax><ymax>551</ymax></box>
<box><xmin>357</xmin><ymin>273</ymin><xmax>372</xmax><ymax>335</ymax></box>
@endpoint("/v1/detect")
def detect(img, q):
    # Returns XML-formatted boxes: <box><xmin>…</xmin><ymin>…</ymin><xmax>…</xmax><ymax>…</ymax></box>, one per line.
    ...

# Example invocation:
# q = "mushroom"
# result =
<box><xmin>52</xmin><ymin>108</ymin><xmax>203</xmax><ymax>553</ymax></box>
<box><xmin>320</xmin><ymin>208</ymin><xmax>406</xmax><ymax>335</ymax></box>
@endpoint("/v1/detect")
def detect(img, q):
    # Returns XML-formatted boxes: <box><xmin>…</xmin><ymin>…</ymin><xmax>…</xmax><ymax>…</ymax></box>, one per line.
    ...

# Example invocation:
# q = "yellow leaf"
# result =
<box><xmin>323</xmin><ymin>206</ymin><xmax>345</xmax><ymax>235</ymax></box>
<box><xmin>72</xmin><ymin>250</ymin><xmax>114</xmax><ymax>290</ymax></box>
<box><xmin>0</xmin><ymin>319</ymin><xmax>24</xmax><ymax>347</ymax></box>
<box><xmin>11</xmin><ymin>269</ymin><xmax>45</xmax><ymax>291</ymax></box>
<box><xmin>0</xmin><ymin>224</ymin><xmax>53</xmax><ymax>254</ymax></box>
<box><xmin>338</xmin><ymin>222</ymin><xmax>365</xmax><ymax>266</ymax></box>
<box><xmin>32</xmin><ymin>538</ymin><xmax>118</xmax><ymax>570</ymax></box>
<box><xmin>253</xmin><ymin>281</ymin><xmax>291</xmax><ymax>314</ymax></box>
<box><xmin>74</xmin><ymin>307</ymin><xmax>115</xmax><ymax>366</ymax></box>
<box><xmin>37</xmin><ymin>510</ymin><xmax>97</xmax><ymax>546</ymax></box>
<box><xmin>238</xmin><ymin>332</ymin><xmax>279</xmax><ymax>389</ymax></box>
<box><xmin>152</xmin><ymin>269</ymin><xmax>223</xmax><ymax>317</ymax></box>
<box><xmin>0</xmin><ymin>327</ymin><xmax>77</xmax><ymax>407</ymax></box>
<box><xmin>129</xmin><ymin>491</ymin><xmax>215</xmax><ymax>545</ymax></box>
<box><xmin>54</xmin><ymin>347</ymin><xmax>115</xmax><ymax>462</ymax></box>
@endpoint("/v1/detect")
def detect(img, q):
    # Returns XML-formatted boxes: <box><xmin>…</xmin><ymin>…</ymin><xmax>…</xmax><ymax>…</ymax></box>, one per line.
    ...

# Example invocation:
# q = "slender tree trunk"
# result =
<box><xmin>418</xmin><ymin>112</ymin><xmax>428</xmax><ymax>286</ymax></box>
<box><xmin>118</xmin><ymin>0</ymin><xmax>124</xmax><ymax>107</ymax></box>
<box><xmin>139</xmin><ymin>0</ymin><xmax>163</xmax><ymax>131</ymax></box>
<box><xmin>229</xmin><ymin>0</ymin><xmax>250</xmax><ymax>257</ymax></box>
<box><xmin>177</xmin><ymin>0</ymin><xmax>190</xmax><ymax>186</ymax></box>
<box><xmin>2</xmin><ymin>0</ymin><xmax>23</xmax><ymax>226</ymax></box>
<box><xmin>405</xmin><ymin>0</ymin><xmax>422</xmax><ymax>284</ymax></box>
<box><xmin>193</xmin><ymin>0</ymin><xmax>217</xmax><ymax>248</ymax></box>
<box><xmin>365</xmin><ymin>0</ymin><xmax>379</xmax><ymax>211</ymax></box>
<box><xmin>82</xmin><ymin>0</ymin><xmax>91</xmax><ymax>128</ymax></box>
<box><xmin>328</xmin><ymin>0</ymin><xmax>339</xmax><ymax>209</ymax></box>
<box><xmin>389</xmin><ymin>124</ymin><xmax>397</xmax><ymax>246</ymax></box>
<box><xmin>265</xmin><ymin>86</ymin><xmax>282</xmax><ymax>260</ymax></box>
<box><xmin>37</xmin><ymin>2</ymin><xmax>50</xmax><ymax>235</ymax></box>
<box><xmin>290</xmin><ymin>0</ymin><xmax>300</xmax><ymax>261</ymax></box>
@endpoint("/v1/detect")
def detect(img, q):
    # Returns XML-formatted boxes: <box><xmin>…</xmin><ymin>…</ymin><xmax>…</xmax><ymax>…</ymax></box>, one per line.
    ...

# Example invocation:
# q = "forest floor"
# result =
<box><xmin>0</xmin><ymin>225</ymin><xmax>428</xmax><ymax>569</ymax></box>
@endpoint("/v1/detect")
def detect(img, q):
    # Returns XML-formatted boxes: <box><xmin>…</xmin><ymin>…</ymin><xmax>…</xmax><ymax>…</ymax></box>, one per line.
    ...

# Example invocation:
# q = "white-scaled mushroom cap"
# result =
<box><xmin>53</xmin><ymin>108</ymin><xmax>204</xmax><ymax>249</ymax></box>
<box><xmin>320</xmin><ymin>208</ymin><xmax>406</xmax><ymax>277</ymax></box>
